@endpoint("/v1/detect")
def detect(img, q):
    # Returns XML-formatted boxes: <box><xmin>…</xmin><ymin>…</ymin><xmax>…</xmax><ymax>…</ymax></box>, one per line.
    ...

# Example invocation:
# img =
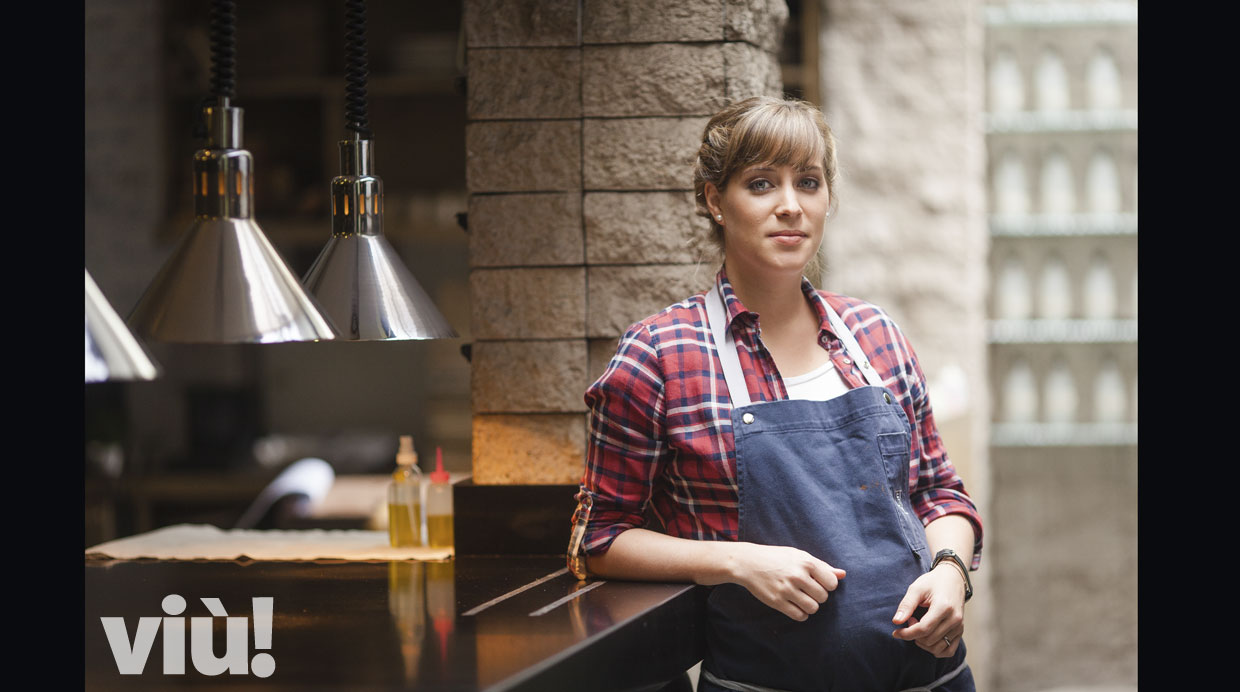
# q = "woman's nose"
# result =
<box><xmin>775</xmin><ymin>186</ymin><xmax>802</xmax><ymax>217</ymax></box>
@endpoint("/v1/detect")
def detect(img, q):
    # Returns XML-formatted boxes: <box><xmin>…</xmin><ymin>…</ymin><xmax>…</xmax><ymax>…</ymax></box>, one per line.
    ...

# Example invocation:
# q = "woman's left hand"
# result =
<box><xmin>890</xmin><ymin>563</ymin><xmax>967</xmax><ymax>658</ymax></box>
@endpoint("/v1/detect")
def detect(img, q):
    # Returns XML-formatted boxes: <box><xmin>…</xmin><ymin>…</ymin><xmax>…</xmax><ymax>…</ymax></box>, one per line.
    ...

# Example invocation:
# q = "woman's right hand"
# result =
<box><xmin>714</xmin><ymin>542</ymin><xmax>846</xmax><ymax>621</ymax></box>
<box><xmin>586</xmin><ymin>530</ymin><xmax>844</xmax><ymax>621</ymax></box>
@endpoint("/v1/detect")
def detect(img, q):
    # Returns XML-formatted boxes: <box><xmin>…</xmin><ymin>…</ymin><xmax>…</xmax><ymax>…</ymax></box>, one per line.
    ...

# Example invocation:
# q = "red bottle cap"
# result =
<box><xmin>430</xmin><ymin>446</ymin><xmax>449</xmax><ymax>483</ymax></box>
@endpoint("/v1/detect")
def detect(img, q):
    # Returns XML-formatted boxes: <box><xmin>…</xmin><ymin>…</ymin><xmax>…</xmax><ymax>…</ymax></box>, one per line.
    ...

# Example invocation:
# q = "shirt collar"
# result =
<box><xmin>713</xmin><ymin>266</ymin><xmax>839</xmax><ymax>340</ymax></box>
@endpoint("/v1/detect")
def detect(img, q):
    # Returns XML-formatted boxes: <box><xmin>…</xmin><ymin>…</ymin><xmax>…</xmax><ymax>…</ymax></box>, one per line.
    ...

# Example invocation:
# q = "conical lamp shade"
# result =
<box><xmin>303</xmin><ymin>138</ymin><xmax>456</xmax><ymax>340</ymax></box>
<box><xmin>86</xmin><ymin>269</ymin><xmax>161</xmax><ymax>383</ymax></box>
<box><xmin>130</xmin><ymin>216</ymin><xmax>339</xmax><ymax>343</ymax></box>
<box><xmin>128</xmin><ymin>102</ymin><xmax>338</xmax><ymax>344</ymax></box>
<box><xmin>304</xmin><ymin>232</ymin><xmax>457</xmax><ymax>340</ymax></box>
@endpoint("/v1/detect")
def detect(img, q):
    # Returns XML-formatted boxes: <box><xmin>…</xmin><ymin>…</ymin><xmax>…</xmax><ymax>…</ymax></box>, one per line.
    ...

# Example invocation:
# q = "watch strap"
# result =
<box><xmin>932</xmin><ymin>549</ymin><xmax>973</xmax><ymax>602</ymax></box>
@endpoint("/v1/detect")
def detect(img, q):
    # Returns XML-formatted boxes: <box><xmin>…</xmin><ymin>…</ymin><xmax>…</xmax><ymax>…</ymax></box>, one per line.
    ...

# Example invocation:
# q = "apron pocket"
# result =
<box><xmin>876</xmin><ymin>431</ymin><xmax>929</xmax><ymax>558</ymax></box>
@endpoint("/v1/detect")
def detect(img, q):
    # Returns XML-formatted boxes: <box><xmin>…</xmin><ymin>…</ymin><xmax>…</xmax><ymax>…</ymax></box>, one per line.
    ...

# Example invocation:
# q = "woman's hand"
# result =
<box><xmin>721</xmin><ymin>542</ymin><xmax>847</xmax><ymax>621</ymax></box>
<box><xmin>890</xmin><ymin>563</ymin><xmax>967</xmax><ymax>657</ymax></box>
<box><xmin>586</xmin><ymin>530</ymin><xmax>844</xmax><ymax>622</ymax></box>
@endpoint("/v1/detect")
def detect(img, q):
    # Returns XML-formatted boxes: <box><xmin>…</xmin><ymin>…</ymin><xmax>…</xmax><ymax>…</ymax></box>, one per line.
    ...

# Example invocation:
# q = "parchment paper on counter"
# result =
<box><xmin>85</xmin><ymin>524</ymin><xmax>453</xmax><ymax>561</ymax></box>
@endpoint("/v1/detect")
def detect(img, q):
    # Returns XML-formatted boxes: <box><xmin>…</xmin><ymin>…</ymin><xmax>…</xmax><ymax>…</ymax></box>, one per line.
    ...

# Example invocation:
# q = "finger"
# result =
<box><xmin>892</xmin><ymin>582</ymin><xmax>927</xmax><ymax>625</ymax></box>
<box><xmin>930</xmin><ymin>631</ymin><xmax>961</xmax><ymax>659</ymax></box>
<box><xmin>777</xmin><ymin>597</ymin><xmax>811</xmax><ymax>621</ymax></box>
<box><xmin>918</xmin><ymin>602</ymin><xmax>964</xmax><ymax>645</ymax></box>
<box><xmin>807</xmin><ymin>560</ymin><xmax>844</xmax><ymax>592</ymax></box>
<box><xmin>789</xmin><ymin>591</ymin><xmax>821</xmax><ymax>618</ymax></box>
<box><xmin>892</xmin><ymin>614</ymin><xmax>920</xmax><ymax>641</ymax></box>
<box><xmin>907</xmin><ymin>602</ymin><xmax>951</xmax><ymax>641</ymax></box>
<box><xmin>925</xmin><ymin>626</ymin><xmax>964</xmax><ymax>658</ymax></box>
<box><xmin>795</xmin><ymin>573</ymin><xmax>830</xmax><ymax>604</ymax></box>
<box><xmin>910</xmin><ymin>630</ymin><xmax>951</xmax><ymax>657</ymax></box>
<box><xmin>902</xmin><ymin>615</ymin><xmax>940</xmax><ymax>641</ymax></box>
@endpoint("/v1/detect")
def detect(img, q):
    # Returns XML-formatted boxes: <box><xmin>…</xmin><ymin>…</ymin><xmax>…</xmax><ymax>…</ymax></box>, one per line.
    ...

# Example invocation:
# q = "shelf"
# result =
<box><xmin>990</xmin><ymin>213</ymin><xmax>1137</xmax><ymax>237</ymax></box>
<box><xmin>988</xmin><ymin>319</ymin><xmax>1137</xmax><ymax>344</ymax></box>
<box><xmin>985</xmin><ymin>2</ymin><xmax>1138</xmax><ymax>27</ymax></box>
<box><xmin>985</xmin><ymin>110</ymin><xmax>1137</xmax><ymax>134</ymax></box>
<box><xmin>990</xmin><ymin>422</ymin><xmax>1137</xmax><ymax>447</ymax></box>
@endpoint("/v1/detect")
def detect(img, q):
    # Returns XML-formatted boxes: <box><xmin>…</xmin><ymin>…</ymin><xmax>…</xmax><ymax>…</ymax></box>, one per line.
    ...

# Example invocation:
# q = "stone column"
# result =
<box><xmin>818</xmin><ymin>0</ymin><xmax>993</xmax><ymax>684</ymax></box>
<box><xmin>465</xmin><ymin>0</ymin><xmax>787</xmax><ymax>484</ymax></box>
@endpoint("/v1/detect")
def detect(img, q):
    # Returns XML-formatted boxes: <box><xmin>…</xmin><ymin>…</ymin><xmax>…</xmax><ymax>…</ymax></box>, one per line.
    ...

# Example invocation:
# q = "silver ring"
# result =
<box><xmin>942</xmin><ymin>635</ymin><xmax>953</xmax><ymax>646</ymax></box>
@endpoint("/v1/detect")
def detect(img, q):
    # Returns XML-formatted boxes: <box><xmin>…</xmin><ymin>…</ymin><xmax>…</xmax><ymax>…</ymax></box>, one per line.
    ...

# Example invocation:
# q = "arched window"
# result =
<box><xmin>996</xmin><ymin>252</ymin><xmax>1032</xmax><ymax>319</ymax></box>
<box><xmin>1036</xmin><ymin>49</ymin><xmax>1070</xmax><ymax>111</ymax></box>
<box><xmin>1002</xmin><ymin>358</ymin><xmax>1038</xmax><ymax>423</ymax></box>
<box><xmin>1040</xmin><ymin>150</ymin><xmax>1076</xmax><ymax>214</ymax></box>
<box><xmin>1038</xmin><ymin>253</ymin><xmax>1073</xmax><ymax>319</ymax></box>
<box><xmin>1083</xmin><ymin>252</ymin><xmax>1116</xmax><ymax>319</ymax></box>
<box><xmin>1093</xmin><ymin>356</ymin><xmax>1126</xmax><ymax>423</ymax></box>
<box><xmin>994</xmin><ymin>152</ymin><xmax>1030</xmax><ymax>215</ymax></box>
<box><xmin>1087</xmin><ymin>47</ymin><xmax>1122</xmax><ymax>110</ymax></box>
<box><xmin>1043</xmin><ymin>356</ymin><xmax>1077</xmax><ymax>423</ymax></box>
<box><xmin>1087</xmin><ymin>150</ymin><xmax>1121</xmax><ymax>214</ymax></box>
<box><xmin>989</xmin><ymin>49</ymin><xmax>1025</xmax><ymax>112</ymax></box>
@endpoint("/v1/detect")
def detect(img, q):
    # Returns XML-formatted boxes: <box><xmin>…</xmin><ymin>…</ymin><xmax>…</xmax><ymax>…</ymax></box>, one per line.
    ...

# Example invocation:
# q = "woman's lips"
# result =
<box><xmin>769</xmin><ymin>231</ymin><xmax>808</xmax><ymax>245</ymax></box>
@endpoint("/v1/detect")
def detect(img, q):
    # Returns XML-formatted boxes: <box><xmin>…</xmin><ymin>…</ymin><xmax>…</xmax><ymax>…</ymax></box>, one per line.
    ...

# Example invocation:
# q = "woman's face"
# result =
<box><xmin>707</xmin><ymin>162</ymin><xmax>830</xmax><ymax>281</ymax></box>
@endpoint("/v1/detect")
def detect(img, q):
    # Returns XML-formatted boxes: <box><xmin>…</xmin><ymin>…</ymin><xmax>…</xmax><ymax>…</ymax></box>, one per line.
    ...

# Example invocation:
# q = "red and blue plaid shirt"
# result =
<box><xmin>569</xmin><ymin>269</ymin><xmax>983</xmax><ymax>578</ymax></box>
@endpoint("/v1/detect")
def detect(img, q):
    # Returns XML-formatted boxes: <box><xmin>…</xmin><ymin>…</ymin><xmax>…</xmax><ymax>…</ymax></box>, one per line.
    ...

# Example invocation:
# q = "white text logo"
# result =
<box><xmin>100</xmin><ymin>595</ymin><xmax>275</xmax><ymax>677</ymax></box>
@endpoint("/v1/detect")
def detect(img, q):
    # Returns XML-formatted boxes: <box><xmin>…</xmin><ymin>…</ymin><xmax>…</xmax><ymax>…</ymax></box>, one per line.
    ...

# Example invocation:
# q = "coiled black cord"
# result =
<box><xmin>209</xmin><ymin>0</ymin><xmax>236</xmax><ymax>101</ymax></box>
<box><xmin>193</xmin><ymin>0</ymin><xmax>236</xmax><ymax>140</ymax></box>
<box><xmin>344</xmin><ymin>0</ymin><xmax>372</xmax><ymax>139</ymax></box>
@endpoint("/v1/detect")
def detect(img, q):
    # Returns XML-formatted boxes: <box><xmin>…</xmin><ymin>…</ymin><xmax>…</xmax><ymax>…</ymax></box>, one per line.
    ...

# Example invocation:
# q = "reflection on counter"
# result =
<box><xmin>427</xmin><ymin>561</ymin><xmax>455</xmax><ymax>665</ymax></box>
<box><xmin>388</xmin><ymin>561</ymin><xmax>426</xmax><ymax>685</ymax></box>
<box><xmin>388</xmin><ymin>560</ymin><xmax>464</xmax><ymax>686</ymax></box>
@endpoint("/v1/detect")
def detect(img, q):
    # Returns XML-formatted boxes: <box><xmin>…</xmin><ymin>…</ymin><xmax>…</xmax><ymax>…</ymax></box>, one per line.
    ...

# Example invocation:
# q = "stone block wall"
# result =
<box><xmin>464</xmin><ymin>0</ymin><xmax>787</xmax><ymax>484</ymax></box>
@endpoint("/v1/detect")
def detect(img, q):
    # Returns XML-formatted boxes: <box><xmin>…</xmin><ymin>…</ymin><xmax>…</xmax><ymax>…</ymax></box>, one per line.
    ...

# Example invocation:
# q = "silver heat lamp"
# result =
<box><xmin>86</xmin><ymin>269</ymin><xmax>161</xmax><ymax>383</ymax></box>
<box><xmin>127</xmin><ymin>101</ymin><xmax>338</xmax><ymax>343</ymax></box>
<box><xmin>302</xmin><ymin>137</ymin><xmax>456</xmax><ymax>340</ymax></box>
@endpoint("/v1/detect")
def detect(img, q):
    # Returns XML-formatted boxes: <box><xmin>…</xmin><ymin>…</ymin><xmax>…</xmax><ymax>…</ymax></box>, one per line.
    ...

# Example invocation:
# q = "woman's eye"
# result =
<box><xmin>748</xmin><ymin>179</ymin><xmax>773</xmax><ymax>191</ymax></box>
<box><xmin>799</xmin><ymin>177</ymin><xmax>821</xmax><ymax>190</ymax></box>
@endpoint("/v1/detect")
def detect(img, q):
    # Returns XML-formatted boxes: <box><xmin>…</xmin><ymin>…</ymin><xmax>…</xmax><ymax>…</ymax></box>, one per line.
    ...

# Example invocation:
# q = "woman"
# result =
<box><xmin>568</xmin><ymin>96</ymin><xmax>983</xmax><ymax>692</ymax></box>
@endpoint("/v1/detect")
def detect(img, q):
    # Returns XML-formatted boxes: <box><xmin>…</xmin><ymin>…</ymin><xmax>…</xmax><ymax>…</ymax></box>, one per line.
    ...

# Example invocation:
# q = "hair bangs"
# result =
<box><xmin>724</xmin><ymin>105</ymin><xmax>827</xmax><ymax>182</ymax></box>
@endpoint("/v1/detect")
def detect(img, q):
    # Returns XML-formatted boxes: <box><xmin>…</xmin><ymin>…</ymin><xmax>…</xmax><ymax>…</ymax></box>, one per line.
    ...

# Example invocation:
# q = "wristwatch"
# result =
<box><xmin>932</xmin><ymin>549</ymin><xmax>973</xmax><ymax>602</ymax></box>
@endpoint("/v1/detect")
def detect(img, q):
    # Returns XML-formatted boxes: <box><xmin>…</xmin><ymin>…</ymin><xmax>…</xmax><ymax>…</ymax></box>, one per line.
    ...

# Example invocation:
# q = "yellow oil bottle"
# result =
<box><xmin>387</xmin><ymin>435</ymin><xmax>424</xmax><ymax>547</ymax></box>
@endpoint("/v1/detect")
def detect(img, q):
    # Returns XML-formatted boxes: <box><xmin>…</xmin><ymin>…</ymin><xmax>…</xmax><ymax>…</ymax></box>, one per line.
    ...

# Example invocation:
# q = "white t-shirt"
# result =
<box><xmin>783</xmin><ymin>358</ymin><xmax>852</xmax><ymax>401</ymax></box>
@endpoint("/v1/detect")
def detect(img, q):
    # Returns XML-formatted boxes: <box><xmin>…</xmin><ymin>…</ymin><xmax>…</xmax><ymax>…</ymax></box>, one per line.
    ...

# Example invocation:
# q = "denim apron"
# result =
<box><xmin>698</xmin><ymin>285</ymin><xmax>972</xmax><ymax>692</ymax></box>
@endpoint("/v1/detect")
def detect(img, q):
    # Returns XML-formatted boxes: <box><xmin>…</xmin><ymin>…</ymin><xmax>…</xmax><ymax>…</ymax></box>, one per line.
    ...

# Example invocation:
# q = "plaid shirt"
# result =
<box><xmin>569</xmin><ymin>269</ymin><xmax>983</xmax><ymax>579</ymax></box>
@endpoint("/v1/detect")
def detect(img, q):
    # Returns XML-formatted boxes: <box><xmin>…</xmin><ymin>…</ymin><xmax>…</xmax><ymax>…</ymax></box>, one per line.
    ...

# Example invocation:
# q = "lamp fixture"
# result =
<box><xmin>302</xmin><ymin>0</ymin><xmax>457</xmax><ymax>340</ymax></box>
<box><xmin>86</xmin><ymin>270</ymin><xmax>161</xmax><ymax>383</ymax></box>
<box><xmin>127</xmin><ymin>0</ymin><xmax>337</xmax><ymax>344</ymax></box>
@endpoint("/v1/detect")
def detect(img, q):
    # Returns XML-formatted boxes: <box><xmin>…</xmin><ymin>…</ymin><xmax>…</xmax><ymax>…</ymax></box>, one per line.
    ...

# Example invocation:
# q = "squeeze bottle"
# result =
<box><xmin>426</xmin><ymin>447</ymin><xmax>454</xmax><ymax>549</ymax></box>
<box><xmin>387</xmin><ymin>435</ymin><xmax>424</xmax><ymax>547</ymax></box>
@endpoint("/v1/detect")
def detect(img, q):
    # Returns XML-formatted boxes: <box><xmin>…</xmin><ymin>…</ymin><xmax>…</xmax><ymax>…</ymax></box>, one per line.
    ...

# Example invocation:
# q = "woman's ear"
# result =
<box><xmin>704</xmin><ymin>183</ymin><xmax>723</xmax><ymax>221</ymax></box>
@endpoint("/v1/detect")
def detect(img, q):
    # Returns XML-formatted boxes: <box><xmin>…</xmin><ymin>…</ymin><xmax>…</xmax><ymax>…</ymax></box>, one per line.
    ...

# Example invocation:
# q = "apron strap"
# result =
<box><xmin>705</xmin><ymin>284</ymin><xmax>752</xmax><ymax>408</ymax></box>
<box><xmin>705</xmin><ymin>282</ymin><xmax>886</xmax><ymax>406</ymax></box>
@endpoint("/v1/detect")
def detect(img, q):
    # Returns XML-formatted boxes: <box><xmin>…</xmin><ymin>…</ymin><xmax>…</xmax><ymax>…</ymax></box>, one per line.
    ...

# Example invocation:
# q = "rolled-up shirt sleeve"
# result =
<box><xmin>898</xmin><ymin>329</ymin><xmax>985</xmax><ymax>570</ymax></box>
<box><xmin>568</xmin><ymin>321</ymin><xmax>669</xmax><ymax>578</ymax></box>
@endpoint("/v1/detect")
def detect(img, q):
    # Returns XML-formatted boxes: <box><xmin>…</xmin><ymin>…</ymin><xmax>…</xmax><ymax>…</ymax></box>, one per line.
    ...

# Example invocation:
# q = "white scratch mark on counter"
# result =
<box><xmin>462</xmin><ymin>567</ymin><xmax>570</xmax><ymax>616</ymax></box>
<box><xmin>528</xmin><ymin>580</ymin><xmax>606</xmax><ymax>616</ymax></box>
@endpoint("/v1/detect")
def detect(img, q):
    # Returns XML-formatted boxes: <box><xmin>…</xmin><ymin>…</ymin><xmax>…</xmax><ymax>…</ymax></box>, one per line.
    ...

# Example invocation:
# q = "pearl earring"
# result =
<box><xmin>716</xmin><ymin>215</ymin><xmax>723</xmax><ymax>221</ymax></box>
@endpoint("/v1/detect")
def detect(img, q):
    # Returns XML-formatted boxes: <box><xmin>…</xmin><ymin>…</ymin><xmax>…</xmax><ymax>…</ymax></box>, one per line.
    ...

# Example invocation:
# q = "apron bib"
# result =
<box><xmin>700</xmin><ymin>285</ymin><xmax>972</xmax><ymax>692</ymax></box>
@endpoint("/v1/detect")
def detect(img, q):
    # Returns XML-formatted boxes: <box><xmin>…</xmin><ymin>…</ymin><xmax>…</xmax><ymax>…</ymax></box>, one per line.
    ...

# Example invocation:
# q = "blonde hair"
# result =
<box><xmin>691</xmin><ymin>97</ymin><xmax>839</xmax><ymax>275</ymax></box>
